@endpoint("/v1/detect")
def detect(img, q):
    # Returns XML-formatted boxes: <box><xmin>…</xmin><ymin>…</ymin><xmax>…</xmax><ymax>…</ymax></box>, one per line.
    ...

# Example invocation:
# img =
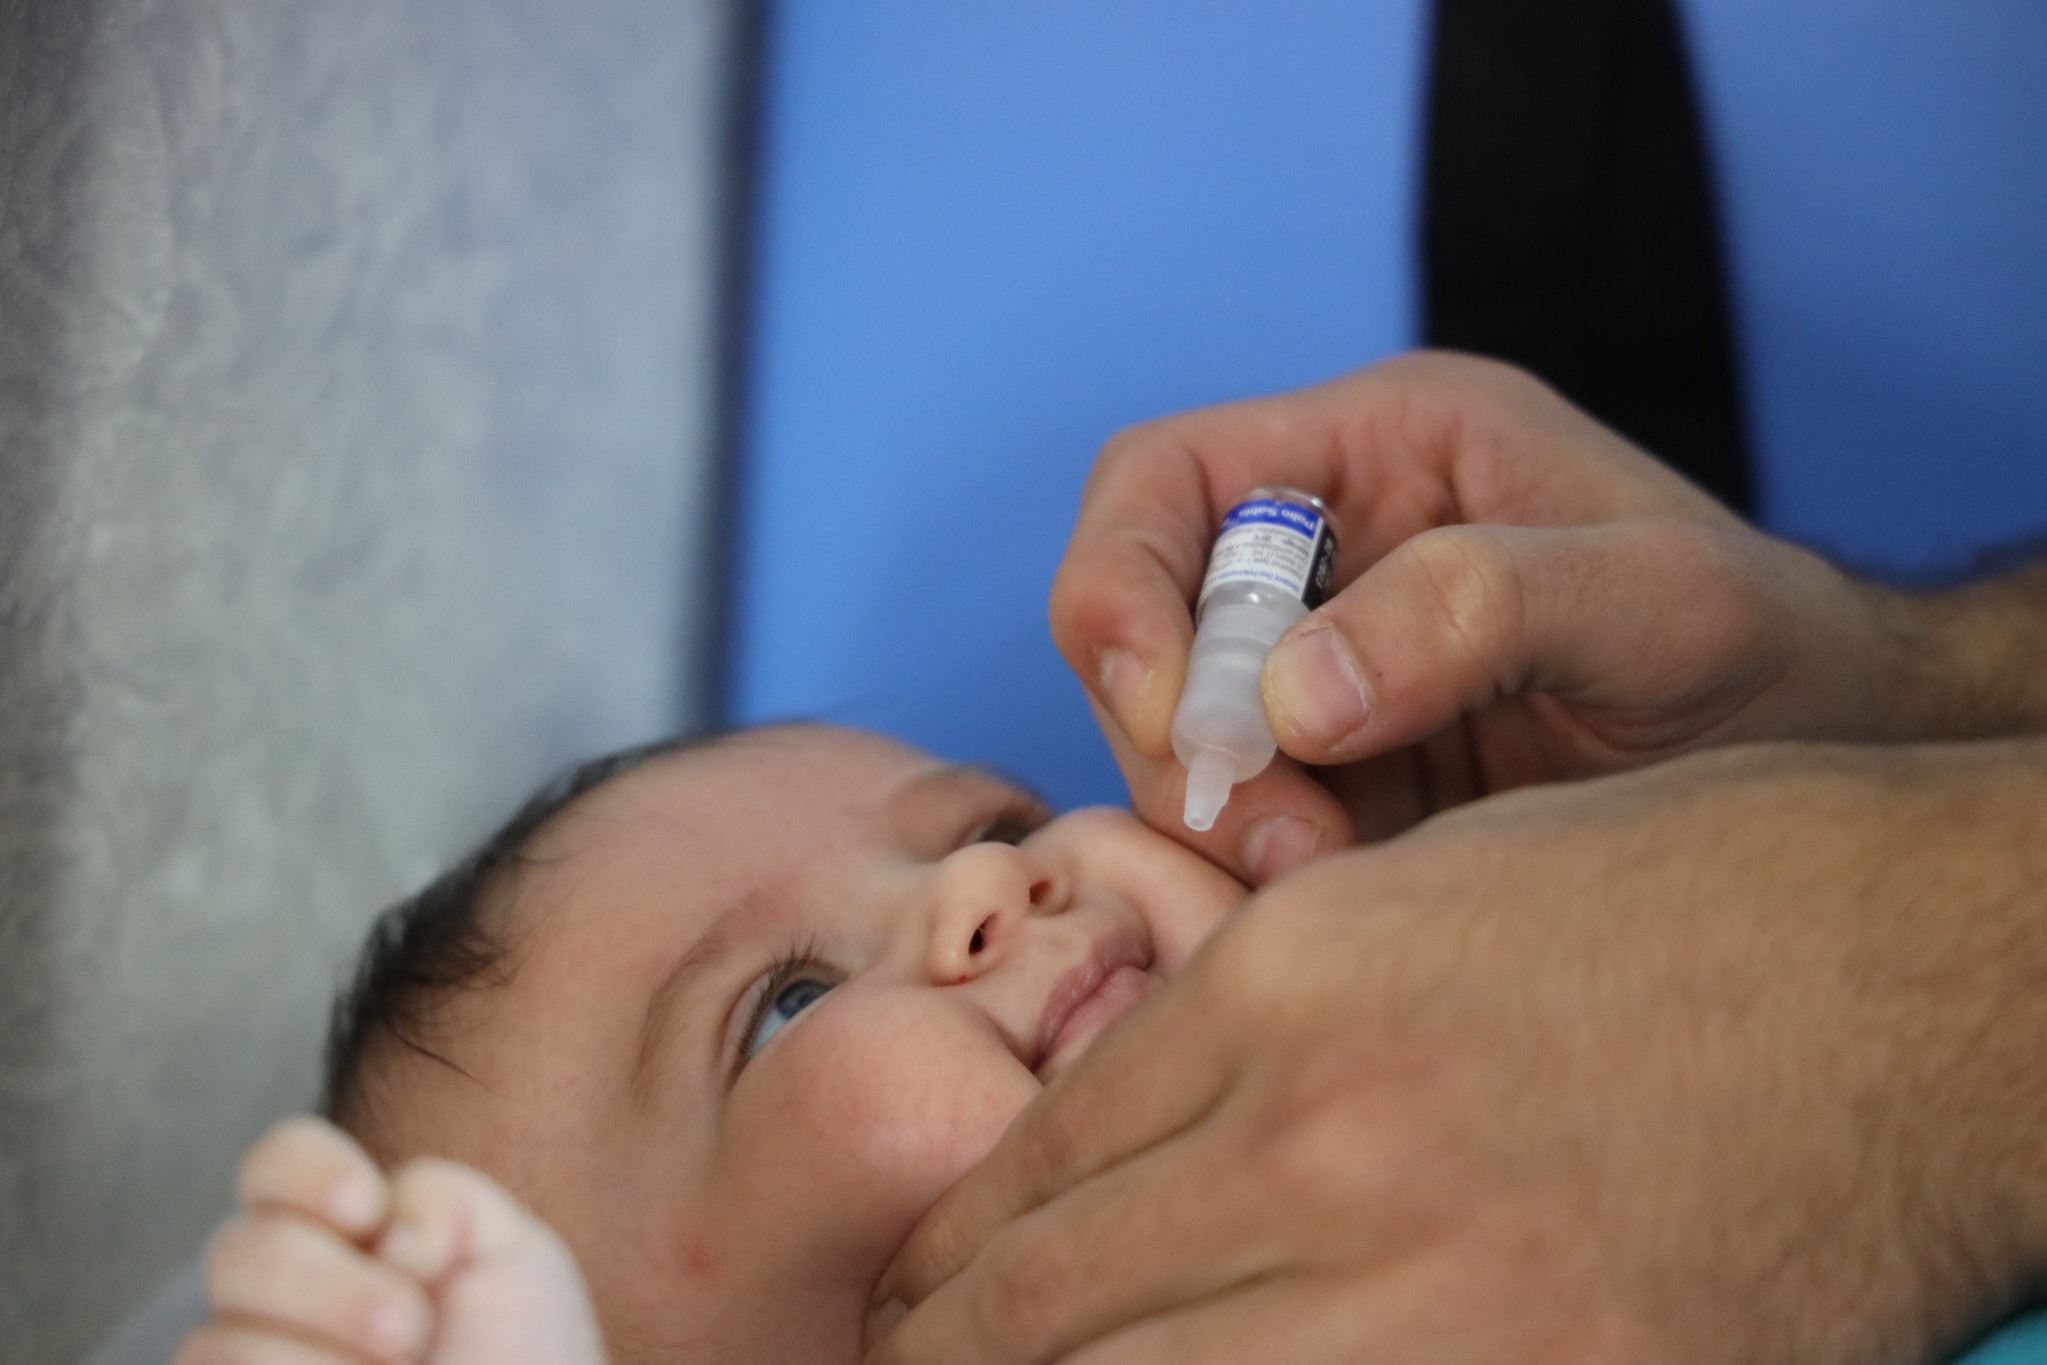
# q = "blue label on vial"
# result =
<box><xmin>1200</xmin><ymin>498</ymin><xmax>1339</xmax><ymax>610</ymax></box>
<box><xmin>1219</xmin><ymin>499</ymin><xmax>1324</xmax><ymax>538</ymax></box>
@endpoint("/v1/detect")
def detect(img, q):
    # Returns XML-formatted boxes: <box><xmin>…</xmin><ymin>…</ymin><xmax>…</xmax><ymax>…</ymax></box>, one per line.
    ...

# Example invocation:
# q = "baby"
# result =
<box><xmin>178</xmin><ymin>722</ymin><xmax>1246</xmax><ymax>1364</ymax></box>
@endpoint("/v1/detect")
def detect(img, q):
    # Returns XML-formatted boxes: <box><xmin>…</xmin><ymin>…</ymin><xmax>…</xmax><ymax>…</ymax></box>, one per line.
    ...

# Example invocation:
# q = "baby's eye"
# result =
<box><xmin>742</xmin><ymin>976</ymin><xmax>833</xmax><ymax>1060</ymax></box>
<box><xmin>969</xmin><ymin>808</ymin><xmax>1047</xmax><ymax>847</ymax></box>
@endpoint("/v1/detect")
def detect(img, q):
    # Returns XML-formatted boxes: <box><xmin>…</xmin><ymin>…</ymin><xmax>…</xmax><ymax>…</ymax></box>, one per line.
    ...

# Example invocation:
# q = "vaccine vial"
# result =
<box><xmin>1171</xmin><ymin>486</ymin><xmax>1339</xmax><ymax>832</ymax></box>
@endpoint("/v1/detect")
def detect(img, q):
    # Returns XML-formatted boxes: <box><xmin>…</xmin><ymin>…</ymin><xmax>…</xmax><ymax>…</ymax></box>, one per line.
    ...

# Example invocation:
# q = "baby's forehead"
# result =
<box><xmin>505</xmin><ymin>726</ymin><xmax>1041</xmax><ymax>955</ymax></box>
<box><xmin>401</xmin><ymin>728</ymin><xmax>936</xmax><ymax>1064</ymax></box>
<box><xmin>545</xmin><ymin>725</ymin><xmax>936</xmax><ymax>844</ymax></box>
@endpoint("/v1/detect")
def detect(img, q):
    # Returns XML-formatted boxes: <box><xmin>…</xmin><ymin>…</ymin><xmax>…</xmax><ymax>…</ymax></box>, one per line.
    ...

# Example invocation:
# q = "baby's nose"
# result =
<box><xmin>924</xmin><ymin>842</ymin><xmax>1062</xmax><ymax>985</ymax></box>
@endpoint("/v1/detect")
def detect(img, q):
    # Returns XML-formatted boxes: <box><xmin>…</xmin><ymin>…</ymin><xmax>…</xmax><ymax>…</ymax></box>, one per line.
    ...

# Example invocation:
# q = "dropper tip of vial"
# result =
<box><xmin>1182</xmin><ymin>749</ymin><xmax>1235</xmax><ymax>832</ymax></box>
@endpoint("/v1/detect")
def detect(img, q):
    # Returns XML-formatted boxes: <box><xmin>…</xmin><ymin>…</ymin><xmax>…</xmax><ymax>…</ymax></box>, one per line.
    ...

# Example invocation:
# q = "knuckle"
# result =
<box><xmin>1013</xmin><ymin>1099</ymin><xmax>1092</xmax><ymax>1201</ymax></box>
<box><xmin>394</xmin><ymin>1154</ymin><xmax>515</xmax><ymax>1224</ymax></box>
<box><xmin>1628</xmin><ymin>518</ymin><xmax>1779</xmax><ymax>666</ymax></box>
<box><xmin>1638</xmin><ymin>515</ymin><xmax>1733</xmax><ymax>589</ymax></box>
<box><xmin>893</xmin><ymin>1208</ymin><xmax>975</xmax><ymax>1302</ymax></box>
<box><xmin>1400</xmin><ymin>527</ymin><xmax>1524</xmax><ymax>683</ymax></box>
<box><xmin>396</xmin><ymin>1154</ymin><xmax>554</xmax><ymax>1259</ymax></box>
<box><xmin>1045</xmin><ymin>557</ymin><xmax>1107</xmax><ymax>660</ymax></box>
<box><xmin>1082</xmin><ymin>425</ymin><xmax>1169</xmax><ymax>506</ymax></box>
<box><xmin>1462</xmin><ymin>350</ymin><xmax>1565</xmax><ymax>408</ymax></box>
<box><xmin>969</xmin><ymin>1232</ymin><xmax>1077</xmax><ymax>1355</ymax></box>
<box><xmin>1668</xmin><ymin>519</ymin><xmax>1768</xmax><ymax>616</ymax></box>
<box><xmin>1472</xmin><ymin>353</ymin><xmax>1558</xmax><ymax>404</ymax></box>
<box><xmin>1402</xmin><ymin>347</ymin><xmax>1498</xmax><ymax>386</ymax></box>
<box><xmin>1247</xmin><ymin>1081</ymin><xmax>1381</xmax><ymax>1211</ymax></box>
<box><xmin>208</xmin><ymin>1216</ymin><xmax>375</xmax><ymax>1333</ymax></box>
<box><xmin>1237</xmin><ymin>1060</ymin><xmax>1441</xmax><ymax>1252</ymax></box>
<box><xmin>1092</xmin><ymin>422</ymin><xmax>1161</xmax><ymax>476</ymax></box>
<box><xmin>235</xmin><ymin>1127</ymin><xmax>297</xmax><ymax>1203</ymax></box>
<box><xmin>1402</xmin><ymin>349</ymin><xmax>1548</xmax><ymax>408</ymax></box>
<box><xmin>237</xmin><ymin>1116</ymin><xmax>358</xmax><ymax>1207</ymax></box>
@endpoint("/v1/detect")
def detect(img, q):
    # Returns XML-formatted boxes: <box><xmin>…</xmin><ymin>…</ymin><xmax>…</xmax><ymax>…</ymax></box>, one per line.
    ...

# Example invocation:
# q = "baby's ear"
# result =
<box><xmin>237</xmin><ymin>1116</ymin><xmax>390</xmax><ymax>1239</ymax></box>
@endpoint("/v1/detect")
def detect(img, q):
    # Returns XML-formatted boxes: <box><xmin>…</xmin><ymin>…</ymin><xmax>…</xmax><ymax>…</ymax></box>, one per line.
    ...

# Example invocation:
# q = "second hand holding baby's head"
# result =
<box><xmin>330</xmin><ymin>724</ymin><xmax>1243</xmax><ymax>1363</ymax></box>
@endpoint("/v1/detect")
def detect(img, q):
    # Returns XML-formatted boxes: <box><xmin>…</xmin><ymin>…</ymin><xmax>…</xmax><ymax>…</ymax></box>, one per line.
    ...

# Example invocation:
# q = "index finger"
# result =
<box><xmin>876</xmin><ymin>955</ymin><xmax>1237</xmax><ymax>1311</ymax></box>
<box><xmin>1048</xmin><ymin>380</ymin><xmax>1384</xmax><ymax>761</ymax></box>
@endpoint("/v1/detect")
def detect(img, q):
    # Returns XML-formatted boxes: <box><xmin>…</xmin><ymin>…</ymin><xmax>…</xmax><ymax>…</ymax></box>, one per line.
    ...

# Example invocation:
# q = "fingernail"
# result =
<box><xmin>1098</xmin><ymin>648</ymin><xmax>1153</xmax><ymax>734</ymax></box>
<box><xmin>1263</xmin><ymin>628</ymin><xmax>1372</xmax><ymax>751</ymax></box>
<box><xmin>367</xmin><ymin>1293</ymin><xmax>425</xmax><ymax>1356</ymax></box>
<box><xmin>1242</xmin><ymin>815</ymin><xmax>1319</xmax><ymax>883</ymax></box>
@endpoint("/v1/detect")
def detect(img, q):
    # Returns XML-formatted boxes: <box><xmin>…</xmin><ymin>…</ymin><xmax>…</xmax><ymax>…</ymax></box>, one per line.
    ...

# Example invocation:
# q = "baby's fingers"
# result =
<box><xmin>239</xmin><ymin>1117</ymin><xmax>388</xmax><ymax>1241</ymax></box>
<box><xmin>376</xmin><ymin>1158</ymin><xmax>607</xmax><ymax>1363</ymax></box>
<box><xmin>175</xmin><ymin>1321</ymin><xmax>368</xmax><ymax>1365</ymax></box>
<box><xmin>378</xmin><ymin>1158</ymin><xmax>563</xmax><ymax>1280</ymax></box>
<box><xmin>208</xmin><ymin>1213</ymin><xmax>431</xmax><ymax>1363</ymax></box>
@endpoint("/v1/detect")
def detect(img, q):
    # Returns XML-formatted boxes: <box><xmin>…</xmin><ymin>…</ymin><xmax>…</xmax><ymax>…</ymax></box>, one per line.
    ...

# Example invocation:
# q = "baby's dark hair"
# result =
<box><xmin>320</xmin><ymin>730</ymin><xmax>729</xmax><ymax>1136</ymax></box>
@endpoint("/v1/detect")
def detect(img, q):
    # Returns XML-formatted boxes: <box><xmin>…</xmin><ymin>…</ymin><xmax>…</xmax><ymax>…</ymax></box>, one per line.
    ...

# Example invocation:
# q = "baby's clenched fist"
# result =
<box><xmin>176</xmin><ymin>1117</ymin><xmax>603</xmax><ymax>1365</ymax></box>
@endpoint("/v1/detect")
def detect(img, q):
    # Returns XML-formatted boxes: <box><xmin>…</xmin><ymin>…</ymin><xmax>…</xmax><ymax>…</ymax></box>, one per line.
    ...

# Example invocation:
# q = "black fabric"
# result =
<box><xmin>1421</xmin><ymin>0</ymin><xmax>1754</xmax><ymax>514</ymax></box>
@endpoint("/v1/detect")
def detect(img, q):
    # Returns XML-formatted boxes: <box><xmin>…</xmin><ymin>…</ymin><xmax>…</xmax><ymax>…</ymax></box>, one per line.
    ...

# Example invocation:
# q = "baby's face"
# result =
<box><xmin>371</xmin><ymin>725</ymin><xmax>1245</xmax><ymax>1362</ymax></box>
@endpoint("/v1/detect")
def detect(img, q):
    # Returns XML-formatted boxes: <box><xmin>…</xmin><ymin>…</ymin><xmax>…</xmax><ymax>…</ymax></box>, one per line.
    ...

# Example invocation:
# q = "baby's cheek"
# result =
<box><xmin>727</xmin><ymin>991</ymin><xmax>1037</xmax><ymax>1269</ymax></box>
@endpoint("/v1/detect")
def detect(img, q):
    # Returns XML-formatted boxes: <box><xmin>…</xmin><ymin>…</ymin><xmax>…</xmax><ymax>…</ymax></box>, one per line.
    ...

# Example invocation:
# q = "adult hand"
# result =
<box><xmin>867</xmin><ymin>739</ymin><xmax>2047</xmax><ymax>1365</ymax></box>
<box><xmin>1049</xmin><ymin>352</ymin><xmax>1928</xmax><ymax>884</ymax></box>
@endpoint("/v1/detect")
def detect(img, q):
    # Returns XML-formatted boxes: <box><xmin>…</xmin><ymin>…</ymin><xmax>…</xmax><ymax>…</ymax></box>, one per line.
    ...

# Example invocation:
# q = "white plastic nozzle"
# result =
<box><xmin>1182</xmin><ymin>749</ymin><xmax>1235</xmax><ymax>832</ymax></box>
<box><xmin>1170</xmin><ymin>600</ymin><xmax>1305</xmax><ymax>832</ymax></box>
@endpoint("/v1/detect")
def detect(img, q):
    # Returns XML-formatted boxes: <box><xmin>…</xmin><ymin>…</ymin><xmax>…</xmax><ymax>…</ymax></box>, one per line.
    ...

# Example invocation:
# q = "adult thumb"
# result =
<box><xmin>1259</xmin><ymin>518</ymin><xmax>1774</xmax><ymax>767</ymax></box>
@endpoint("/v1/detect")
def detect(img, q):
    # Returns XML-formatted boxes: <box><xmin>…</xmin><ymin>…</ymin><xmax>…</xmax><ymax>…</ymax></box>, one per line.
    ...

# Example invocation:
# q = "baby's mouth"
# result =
<box><xmin>1032</xmin><ymin>931</ymin><xmax>1155</xmax><ymax>1082</ymax></box>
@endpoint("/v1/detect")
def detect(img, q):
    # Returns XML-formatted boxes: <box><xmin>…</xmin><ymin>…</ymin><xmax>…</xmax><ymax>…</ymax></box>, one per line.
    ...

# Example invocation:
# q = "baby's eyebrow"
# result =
<box><xmin>891</xmin><ymin>763</ymin><xmax>1054</xmax><ymax>845</ymax></box>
